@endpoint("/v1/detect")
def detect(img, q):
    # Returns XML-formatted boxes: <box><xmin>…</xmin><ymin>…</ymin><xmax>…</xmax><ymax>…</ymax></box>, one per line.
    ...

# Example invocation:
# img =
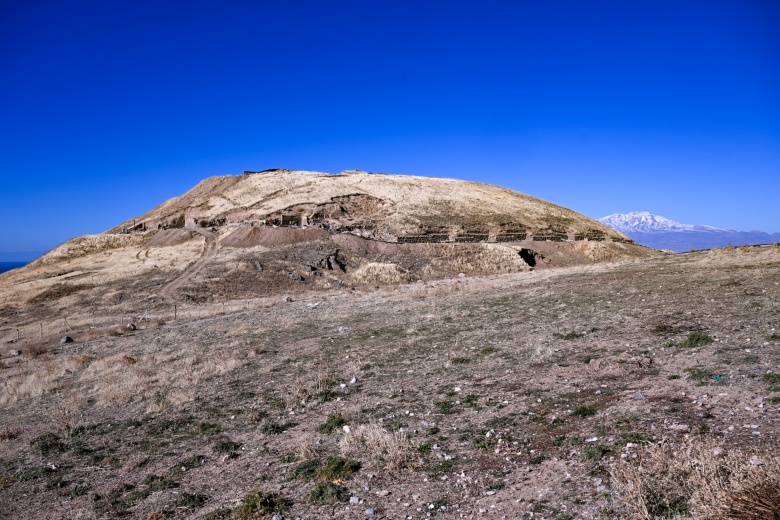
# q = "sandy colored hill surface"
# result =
<box><xmin>0</xmin><ymin>171</ymin><xmax>655</xmax><ymax>322</ymax></box>
<box><xmin>107</xmin><ymin>169</ymin><xmax>629</xmax><ymax>239</ymax></box>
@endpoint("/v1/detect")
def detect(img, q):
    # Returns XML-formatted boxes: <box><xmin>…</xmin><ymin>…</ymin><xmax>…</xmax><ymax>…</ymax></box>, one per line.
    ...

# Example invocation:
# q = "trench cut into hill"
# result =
<box><xmin>109</xmin><ymin>169</ymin><xmax>631</xmax><ymax>244</ymax></box>
<box><xmin>11</xmin><ymin>169</ymin><xmax>656</xmax><ymax>305</ymax></box>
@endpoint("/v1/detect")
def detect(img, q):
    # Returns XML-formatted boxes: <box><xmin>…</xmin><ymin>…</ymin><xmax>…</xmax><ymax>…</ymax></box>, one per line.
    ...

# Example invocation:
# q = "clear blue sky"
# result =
<box><xmin>1</xmin><ymin>0</ymin><xmax>778</xmax><ymax>259</ymax></box>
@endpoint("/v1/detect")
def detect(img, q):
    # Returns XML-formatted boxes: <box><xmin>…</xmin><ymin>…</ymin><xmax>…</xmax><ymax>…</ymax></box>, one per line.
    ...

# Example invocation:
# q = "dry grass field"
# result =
<box><xmin>2</xmin><ymin>244</ymin><xmax>779</xmax><ymax>519</ymax></box>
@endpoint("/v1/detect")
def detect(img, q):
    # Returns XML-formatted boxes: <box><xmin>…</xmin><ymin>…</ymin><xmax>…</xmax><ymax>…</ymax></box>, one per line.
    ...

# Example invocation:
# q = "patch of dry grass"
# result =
<box><xmin>339</xmin><ymin>422</ymin><xmax>418</xmax><ymax>471</ymax></box>
<box><xmin>610</xmin><ymin>438</ymin><xmax>780</xmax><ymax>519</ymax></box>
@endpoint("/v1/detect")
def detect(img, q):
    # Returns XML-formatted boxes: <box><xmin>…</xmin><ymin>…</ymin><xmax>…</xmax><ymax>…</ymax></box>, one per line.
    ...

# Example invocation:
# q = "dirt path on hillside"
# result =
<box><xmin>158</xmin><ymin>227</ymin><xmax>218</xmax><ymax>301</ymax></box>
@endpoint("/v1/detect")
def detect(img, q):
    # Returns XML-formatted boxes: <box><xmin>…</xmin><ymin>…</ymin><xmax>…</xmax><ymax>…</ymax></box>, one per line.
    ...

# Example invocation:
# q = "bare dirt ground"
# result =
<box><xmin>1</xmin><ymin>245</ymin><xmax>779</xmax><ymax>519</ymax></box>
<box><xmin>159</xmin><ymin>229</ymin><xmax>218</xmax><ymax>302</ymax></box>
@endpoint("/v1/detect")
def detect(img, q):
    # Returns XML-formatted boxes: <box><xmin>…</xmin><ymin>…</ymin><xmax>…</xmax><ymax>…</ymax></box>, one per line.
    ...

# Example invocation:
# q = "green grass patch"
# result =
<box><xmin>261</xmin><ymin>420</ymin><xmax>296</xmax><ymax>435</ymax></box>
<box><xmin>571</xmin><ymin>406</ymin><xmax>597</xmax><ymax>417</ymax></box>
<box><xmin>32</xmin><ymin>432</ymin><xmax>68</xmax><ymax>456</ymax></box>
<box><xmin>308</xmin><ymin>481</ymin><xmax>349</xmax><ymax>505</ymax></box>
<box><xmin>555</xmin><ymin>331</ymin><xmax>584</xmax><ymax>340</ymax></box>
<box><xmin>681</xmin><ymin>332</ymin><xmax>713</xmax><ymax>348</ymax></box>
<box><xmin>212</xmin><ymin>438</ymin><xmax>241</xmax><ymax>455</ymax></box>
<box><xmin>235</xmin><ymin>491</ymin><xmax>291</xmax><ymax>518</ymax></box>
<box><xmin>684</xmin><ymin>367</ymin><xmax>713</xmax><ymax>383</ymax></box>
<box><xmin>170</xmin><ymin>454</ymin><xmax>206</xmax><ymax>473</ymax></box>
<box><xmin>434</xmin><ymin>401</ymin><xmax>455</xmax><ymax>414</ymax></box>
<box><xmin>143</xmin><ymin>474</ymin><xmax>178</xmax><ymax>491</ymax></box>
<box><xmin>316</xmin><ymin>457</ymin><xmax>360</xmax><ymax>481</ymax></box>
<box><xmin>316</xmin><ymin>413</ymin><xmax>346</xmax><ymax>434</ymax></box>
<box><xmin>583</xmin><ymin>445</ymin><xmax>611</xmax><ymax>461</ymax></box>
<box><xmin>763</xmin><ymin>373</ymin><xmax>780</xmax><ymax>391</ymax></box>
<box><xmin>174</xmin><ymin>492</ymin><xmax>209</xmax><ymax>509</ymax></box>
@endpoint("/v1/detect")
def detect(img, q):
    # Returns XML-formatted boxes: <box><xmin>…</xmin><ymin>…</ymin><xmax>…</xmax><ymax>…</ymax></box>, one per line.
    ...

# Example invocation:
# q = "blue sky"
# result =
<box><xmin>1</xmin><ymin>0</ymin><xmax>778</xmax><ymax>259</ymax></box>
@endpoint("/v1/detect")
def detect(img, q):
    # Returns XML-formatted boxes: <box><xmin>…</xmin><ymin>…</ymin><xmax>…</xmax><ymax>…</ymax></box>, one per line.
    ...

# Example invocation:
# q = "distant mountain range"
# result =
<box><xmin>599</xmin><ymin>211</ymin><xmax>780</xmax><ymax>252</ymax></box>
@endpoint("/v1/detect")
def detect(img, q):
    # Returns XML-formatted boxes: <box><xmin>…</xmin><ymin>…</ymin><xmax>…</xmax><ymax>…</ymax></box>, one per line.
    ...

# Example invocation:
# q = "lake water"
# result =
<box><xmin>0</xmin><ymin>262</ymin><xmax>27</xmax><ymax>274</ymax></box>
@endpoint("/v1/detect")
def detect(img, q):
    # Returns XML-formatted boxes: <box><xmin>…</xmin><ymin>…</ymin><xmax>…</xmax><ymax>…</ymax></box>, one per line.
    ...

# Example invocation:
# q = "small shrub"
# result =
<box><xmin>763</xmin><ymin>373</ymin><xmax>780</xmax><ymax>391</ymax></box>
<box><xmin>292</xmin><ymin>458</ymin><xmax>321</xmax><ymax>481</ymax></box>
<box><xmin>555</xmin><ymin>331</ymin><xmax>584</xmax><ymax>340</ymax></box>
<box><xmin>174</xmin><ymin>492</ymin><xmax>209</xmax><ymax>509</ymax></box>
<box><xmin>261</xmin><ymin>420</ymin><xmax>295</xmax><ymax>435</ymax></box>
<box><xmin>571</xmin><ymin>406</ymin><xmax>597</xmax><ymax>417</ymax></box>
<box><xmin>316</xmin><ymin>457</ymin><xmax>361</xmax><ymax>481</ymax></box>
<box><xmin>529</xmin><ymin>455</ymin><xmax>546</xmax><ymax>465</ymax></box>
<box><xmin>426</xmin><ymin>459</ymin><xmax>455</xmax><ymax>477</ymax></box>
<box><xmin>171</xmin><ymin>454</ymin><xmax>206</xmax><ymax>473</ymax></box>
<box><xmin>32</xmin><ymin>432</ymin><xmax>68</xmax><ymax>456</ymax></box>
<box><xmin>681</xmin><ymin>332</ymin><xmax>713</xmax><ymax>348</ymax></box>
<box><xmin>308</xmin><ymin>481</ymin><xmax>349</xmax><ymax>504</ymax></box>
<box><xmin>212</xmin><ymin>438</ymin><xmax>241</xmax><ymax>455</ymax></box>
<box><xmin>462</xmin><ymin>394</ymin><xmax>479</xmax><ymax>407</ymax></box>
<box><xmin>435</xmin><ymin>401</ymin><xmax>454</xmax><ymax>414</ymax></box>
<box><xmin>684</xmin><ymin>367</ymin><xmax>713</xmax><ymax>383</ymax></box>
<box><xmin>234</xmin><ymin>491</ymin><xmax>291</xmax><ymax>518</ymax></box>
<box><xmin>195</xmin><ymin>422</ymin><xmax>221</xmax><ymax>435</ymax></box>
<box><xmin>584</xmin><ymin>445</ymin><xmax>611</xmax><ymax>461</ymax></box>
<box><xmin>317</xmin><ymin>413</ymin><xmax>346</xmax><ymax>434</ymax></box>
<box><xmin>143</xmin><ymin>474</ymin><xmax>178</xmax><ymax>491</ymax></box>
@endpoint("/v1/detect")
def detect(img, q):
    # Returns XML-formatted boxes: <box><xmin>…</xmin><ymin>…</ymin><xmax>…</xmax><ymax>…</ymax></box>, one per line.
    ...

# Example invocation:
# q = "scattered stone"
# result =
<box><xmin>60</xmin><ymin>336</ymin><xmax>73</xmax><ymax>344</ymax></box>
<box><xmin>377</xmin><ymin>489</ymin><xmax>390</xmax><ymax>497</ymax></box>
<box><xmin>365</xmin><ymin>508</ymin><xmax>376</xmax><ymax>515</ymax></box>
<box><xmin>9</xmin><ymin>349</ymin><xmax>20</xmax><ymax>356</ymax></box>
<box><xmin>282</xmin><ymin>296</ymin><xmax>293</xmax><ymax>303</ymax></box>
<box><xmin>306</xmin><ymin>301</ymin><xmax>321</xmax><ymax>309</ymax></box>
<box><xmin>350</xmin><ymin>496</ymin><xmax>360</xmax><ymax>504</ymax></box>
<box><xmin>271</xmin><ymin>515</ymin><xmax>283</xmax><ymax>520</ymax></box>
<box><xmin>125</xmin><ymin>323</ymin><xmax>137</xmax><ymax>331</ymax></box>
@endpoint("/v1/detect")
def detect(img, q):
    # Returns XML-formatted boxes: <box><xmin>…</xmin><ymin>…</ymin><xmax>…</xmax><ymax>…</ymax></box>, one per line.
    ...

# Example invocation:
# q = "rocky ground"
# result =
<box><xmin>1</xmin><ymin>245</ymin><xmax>779</xmax><ymax>519</ymax></box>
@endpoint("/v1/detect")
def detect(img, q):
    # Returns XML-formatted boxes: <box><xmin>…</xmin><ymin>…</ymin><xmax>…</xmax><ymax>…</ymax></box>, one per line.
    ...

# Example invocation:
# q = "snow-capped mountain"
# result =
<box><xmin>598</xmin><ymin>211</ymin><xmax>725</xmax><ymax>234</ymax></box>
<box><xmin>598</xmin><ymin>212</ymin><xmax>780</xmax><ymax>252</ymax></box>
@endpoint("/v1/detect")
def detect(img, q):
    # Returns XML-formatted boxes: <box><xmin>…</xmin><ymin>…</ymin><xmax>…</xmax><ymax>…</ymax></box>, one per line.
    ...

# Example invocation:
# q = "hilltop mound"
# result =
<box><xmin>108</xmin><ymin>169</ymin><xmax>629</xmax><ymax>241</ymax></box>
<box><xmin>2</xmin><ymin>170</ymin><xmax>655</xmax><ymax>316</ymax></box>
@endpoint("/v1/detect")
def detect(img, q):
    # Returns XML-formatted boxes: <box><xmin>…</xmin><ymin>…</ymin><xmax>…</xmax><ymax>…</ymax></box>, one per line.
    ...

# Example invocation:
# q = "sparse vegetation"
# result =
<box><xmin>1</xmin><ymin>223</ymin><xmax>778</xmax><ymax>519</ymax></box>
<box><xmin>234</xmin><ymin>490</ymin><xmax>290</xmax><ymax>518</ymax></box>
<box><xmin>681</xmin><ymin>331</ymin><xmax>714</xmax><ymax>348</ymax></box>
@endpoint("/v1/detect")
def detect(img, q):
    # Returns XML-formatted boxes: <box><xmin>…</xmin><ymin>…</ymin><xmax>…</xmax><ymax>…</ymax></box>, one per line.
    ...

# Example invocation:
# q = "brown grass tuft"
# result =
<box><xmin>339</xmin><ymin>422</ymin><xmax>418</xmax><ymax>471</ymax></box>
<box><xmin>610</xmin><ymin>437</ymin><xmax>780</xmax><ymax>519</ymax></box>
